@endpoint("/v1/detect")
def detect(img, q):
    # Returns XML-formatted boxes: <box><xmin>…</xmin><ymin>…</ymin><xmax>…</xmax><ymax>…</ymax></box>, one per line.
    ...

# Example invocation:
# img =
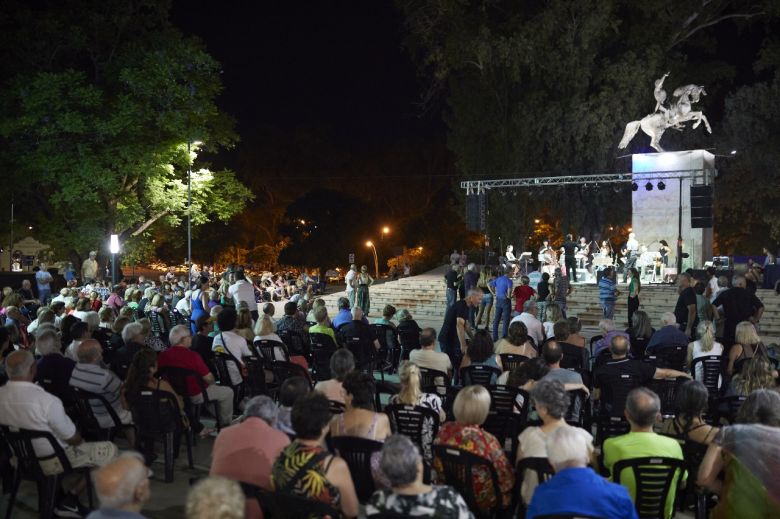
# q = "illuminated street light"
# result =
<box><xmin>109</xmin><ymin>234</ymin><xmax>120</xmax><ymax>284</ymax></box>
<box><xmin>366</xmin><ymin>241</ymin><xmax>379</xmax><ymax>278</ymax></box>
<box><xmin>534</xmin><ymin>219</ymin><xmax>540</xmax><ymax>224</ymax></box>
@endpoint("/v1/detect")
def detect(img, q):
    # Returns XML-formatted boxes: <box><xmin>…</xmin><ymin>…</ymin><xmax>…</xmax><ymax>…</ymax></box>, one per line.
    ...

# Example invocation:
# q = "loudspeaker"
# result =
<box><xmin>465</xmin><ymin>193</ymin><xmax>487</xmax><ymax>232</ymax></box>
<box><xmin>690</xmin><ymin>185</ymin><xmax>713</xmax><ymax>229</ymax></box>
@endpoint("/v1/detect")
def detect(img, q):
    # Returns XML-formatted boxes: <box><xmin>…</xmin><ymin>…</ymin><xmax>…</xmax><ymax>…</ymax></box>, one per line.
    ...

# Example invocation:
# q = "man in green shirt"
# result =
<box><xmin>603</xmin><ymin>387</ymin><xmax>686</xmax><ymax>519</ymax></box>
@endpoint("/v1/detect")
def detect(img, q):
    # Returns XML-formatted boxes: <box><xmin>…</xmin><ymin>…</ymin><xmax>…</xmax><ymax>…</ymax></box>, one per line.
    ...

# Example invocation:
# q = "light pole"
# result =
<box><xmin>187</xmin><ymin>141</ymin><xmax>192</xmax><ymax>268</ymax></box>
<box><xmin>366</xmin><ymin>241</ymin><xmax>379</xmax><ymax>278</ymax></box>
<box><xmin>381</xmin><ymin>226</ymin><xmax>390</xmax><ymax>241</ymax></box>
<box><xmin>109</xmin><ymin>234</ymin><xmax>120</xmax><ymax>284</ymax></box>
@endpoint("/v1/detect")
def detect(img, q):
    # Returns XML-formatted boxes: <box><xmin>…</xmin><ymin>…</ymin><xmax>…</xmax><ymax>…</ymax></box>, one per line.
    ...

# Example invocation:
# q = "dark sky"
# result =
<box><xmin>171</xmin><ymin>0</ymin><xmax>440</xmax><ymax>170</ymax></box>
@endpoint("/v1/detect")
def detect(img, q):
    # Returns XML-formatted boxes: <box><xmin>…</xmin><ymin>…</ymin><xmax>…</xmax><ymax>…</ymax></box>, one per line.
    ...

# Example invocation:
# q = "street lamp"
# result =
<box><xmin>186</xmin><ymin>141</ymin><xmax>203</xmax><ymax>268</ymax></box>
<box><xmin>381</xmin><ymin>226</ymin><xmax>390</xmax><ymax>241</ymax></box>
<box><xmin>366</xmin><ymin>241</ymin><xmax>379</xmax><ymax>278</ymax></box>
<box><xmin>109</xmin><ymin>234</ymin><xmax>120</xmax><ymax>284</ymax></box>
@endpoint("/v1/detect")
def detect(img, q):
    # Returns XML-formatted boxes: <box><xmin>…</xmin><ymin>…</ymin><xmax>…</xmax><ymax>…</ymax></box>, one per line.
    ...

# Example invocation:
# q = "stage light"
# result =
<box><xmin>632</xmin><ymin>182</ymin><xmax>638</xmax><ymax>191</ymax></box>
<box><xmin>730</xmin><ymin>150</ymin><xmax>737</xmax><ymax>155</ymax></box>
<box><xmin>657</xmin><ymin>181</ymin><xmax>666</xmax><ymax>190</ymax></box>
<box><xmin>645</xmin><ymin>182</ymin><xmax>653</xmax><ymax>191</ymax></box>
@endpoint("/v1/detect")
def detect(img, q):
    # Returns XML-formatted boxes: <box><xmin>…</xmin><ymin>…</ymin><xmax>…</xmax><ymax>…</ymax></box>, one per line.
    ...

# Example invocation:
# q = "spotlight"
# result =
<box><xmin>645</xmin><ymin>182</ymin><xmax>653</xmax><ymax>191</ymax></box>
<box><xmin>657</xmin><ymin>181</ymin><xmax>666</xmax><ymax>190</ymax></box>
<box><xmin>730</xmin><ymin>150</ymin><xmax>737</xmax><ymax>155</ymax></box>
<box><xmin>632</xmin><ymin>182</ymin><xmax>638</xmax><ymax>191</ymax></box>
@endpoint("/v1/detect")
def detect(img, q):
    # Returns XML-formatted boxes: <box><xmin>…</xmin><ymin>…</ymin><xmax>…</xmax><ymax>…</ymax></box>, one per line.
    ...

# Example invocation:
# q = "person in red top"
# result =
<box><xmin>512</xmin><ymin>275</ymin><xmax>536</xmax><ymax>314</ymax></box>
<box><xmin>433</xmin><ymin>385</ymin><xmax>515</xmax><ymax>513</ymax></box>
<box><xmin>210</xmin><ymin>395</ymin><xmax>290</xmax><ymax>519</ymax></box>
<box><xmin>157</xmin><ymin>325</ymin><xmax>234</xmax><ymax>429</ymax></box>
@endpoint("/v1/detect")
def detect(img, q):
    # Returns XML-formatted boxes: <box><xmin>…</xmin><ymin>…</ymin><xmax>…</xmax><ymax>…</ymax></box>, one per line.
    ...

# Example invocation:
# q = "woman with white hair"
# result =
<box><xmin>526</xmin><ymin>426</ymin><xmax>637</xmax><ymax>519</ymax></box>
<box><xmin>727</xmin><ymin>321</ymin><xmax>766</xmax><ymax>376</ymax></box>
<box><xmin>366</xmin><ymin>434</ymin><xmax>473</xmax><ymax>518</ymax></box>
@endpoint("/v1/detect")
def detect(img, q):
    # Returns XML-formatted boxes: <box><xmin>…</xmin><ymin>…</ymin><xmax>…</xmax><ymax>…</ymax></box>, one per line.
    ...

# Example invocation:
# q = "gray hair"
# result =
<box><xmin>467</xmin><ymin>288</ymin><xmax>482</xmax><ymax>299</ymax></box>
<box><xmin>660</xmin><ymin>312</ymin><xmax>677</xmax><ymax>327</ymax></box>
<box><xmin>379</xmin><ymin>434</ymin><xmax>422</xmax><ymax>487</ymax></box>
<box><xmin>546</xmin><ymin>425</ymin><xmax>593</xmax><ymax>471</ymax></box>
<box><xmin>732</xmin><ymin>274</ymin><xmax>746</xmax><ymax>288</ymax></box>
<box><xmin>94</xmin><ymin>452</ymin><xmax>147</xmax><ymax>509</ymax></box>
<box><xmin>34</xmin><ymin>330</ymin><xmax>61</xmax><ymax>356</ymax></box>
<box><xmin>77</xmin><ymin>341</ymin><xmax>101</xmax><ymax>364</ymax></box>
<box><xmin>467</xmin><ymin>263</ymin><xmax>476</xmax><ymax>271</ymax></box>
<box><xmin>186</xmin><ymin>476</ymin><xmax>244</xmax><ymax>519</ymax></box>
<box><xmin>84</xmin><ymin>311</ymin><xmax>100</xmax><ymax>331</ymax></box>
<box><xmin>626</xmin><ymin>387</ymin><xmax>661</xmax><ymax>427</ymax></box>
<box><xmin>34</xmin><ymin>323</ymin><xmax>58</xmax><ymax>338</ymax></box>
<box><xmin>243</xmin><ymin>395</ymin><xmax>278</xmax><ymax>424</ymax></box>
<box><xmin>523</xmin><ymin>299</ymin><xmax>536</xmax><ymax>312</ymax></box>
<box><xmin>351</xmin><ymin>306</ymin><xmax>363</xmax><ymax>319</ymax></box>
<box><xmin>121</xmin><ymin>322</ymin><xmax>144</xmax><ymax>345</ymax></box>
<box><xmin>598</xmin><ymin>319</ymin><xmax>615</xmax><ymax>333</ymax></box>
<box><xmin>329</xmin><ymin>348</ymin><xmax>355</xmax><ymax>381</ymax></box>
<box><xmin>168</xmin><ymin>325</ymin><xmax>191</xmax><ymax>347</ymax></box>
<box><xmin>5</xmin><ymin>350</ymin><xmax>35</xmax><ymax>379</ymax></box>
<box><xmin>530</xmin><ymin>379</ymin><xmax>570</xmax><ymax>419</ymax></box>
<box><xmin>717</xmin><ymin>275</ymin><xmax>728</xmax><ymax>288</ymax></box>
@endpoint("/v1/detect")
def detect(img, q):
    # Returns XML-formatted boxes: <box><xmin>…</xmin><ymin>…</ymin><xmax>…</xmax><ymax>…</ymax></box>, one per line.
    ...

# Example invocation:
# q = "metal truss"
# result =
<box><xmin>461</xmin><ymin>169</ymin><xmax>716</xmax><ymax>194</ymax></box>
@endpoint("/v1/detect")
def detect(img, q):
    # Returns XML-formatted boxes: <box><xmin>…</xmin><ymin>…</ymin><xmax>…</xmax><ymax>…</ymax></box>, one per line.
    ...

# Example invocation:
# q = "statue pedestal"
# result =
<box><xmin>631</xmin><ymin>150</ymin><xmax>715</xmax><ymax>270</ymax></box>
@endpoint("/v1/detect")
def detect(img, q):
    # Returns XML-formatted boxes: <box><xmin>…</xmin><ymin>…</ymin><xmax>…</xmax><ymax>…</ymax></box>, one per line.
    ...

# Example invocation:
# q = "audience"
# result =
<box><xmin>276</xmin><ymin>376</ymin><xmax>312</xmax><ymax>437</ymax></box>
<box><xmin>87</xmin><ymin>452</ymin><xmax>150</xmax><ymax>519</ymax></box>
<box><xmin>603</xmin><ymin>387</ymin><xmax>685</xmax><ymax>519</ymax></box>
<box><xmin>727</xmin><ymin>321</ymin><xmax>766</xmax><ymax>376</ymax></box>
<box><xmin>728</xmin><ymin>352</ymin><xmax>778</xmax><ymax>396</ymax></box>
<box><xmin>433</xmin><ymin>385</ymin><xmax>514</xmax><ymax>512</ymax></box>
<box><xmin>564</xmin><ymin>316</ymin><xmax>586</xmax><ymax>348</ymax></box>
<box><xmin>271</xmin><ymin>392</ymin><xmax>359</xmax><ymax>518</ymax></box>
<box><xmin>186</xmin><ymin>476</ymin><xmax>246</xmax><ymax>519</ymax></box>
<box><xmin>497</xmin><ymin>357</ymin><xmax>550</xmax><ymax>406</ymax></box>
<box><xmin>540</xmin><ymin>340</ymin><xmax>583</xmax><ymax>385</ymax></box>
<box><xmin>409</xmin><ymin>327</ymin><xmax>452</xmax><ymax>379</ymax></box>
<box><xmin>647</xmin><ymin>312</ymin><xmax>689</xmax><ymax>351</ymax></box>
<box><xmin>111</xmin><ymin>322</ymin><xmax>148</xmax><ymax>378</ymax></box>
<box><xmin>308</xmin><ymin>305</ymin><xmax>336</xmax><ymax>342</ymax></box>
<box><xmin>688</xmin><ymin>320</ymin><xmax>723</xmax><ymax>385</ymax></box>
<box><xmin>366</xmin><ymin>434</ymin><xmax>473</xmax><ymax>518</ymax></box>
<box><xmin>510</xmin><ymin>300</ymin><xmax>544</xmax><ymax>346</ymax></box>
<box><xmin>626</xmin><ymin>310</ymin><xmax>654</xmax><ymax>358</ymax></box>
<box><xmin>662</xmin><ymin>379</ymin><xmax>719</xmax><ymax>445</ymax></box>
<box><xmin>210</xmin><ymin>395</ymin><xmax>289</xmax><ymax>519</ymax></box>
<box><xmin>494</xmin><ymin>321</ymin><xmax>537</xmax><ymax>364</ymax></box>
<box><xmin>388</xmin><ymin>361</ymin><xmax>445</xmax><ymax>422</ymax></box>
<box><xmin>459</xmin><ymin>329</ymin><xmax>500</xmax><ymax>384</ymax></box>
<box><xmin>34</xmin><ymin>328</ymin><xmax>76</xmax><ymax>391</ymax></box>
<box><xmin>593</xmin><ymin>318</ymin><xmax>630</xmax><ymax>355</ymax></box>
<box><xmin>541</xmin><ymin>302</ymin><xmax>562</xmax><ymax>340</ymax></box>
<box><xmin>526</xmin><ymin>426</ymin><xmax>638</xmax><ymax>519</ymax></box>
<box><xmin>314</xmin><ymin>348</ymin><xmax>355</xmax><ymax>404</ymax></box>
<box><xmin>211</xmin><ymin>307</ymin><xmax>253</xmax><ymax>386</ymax></box>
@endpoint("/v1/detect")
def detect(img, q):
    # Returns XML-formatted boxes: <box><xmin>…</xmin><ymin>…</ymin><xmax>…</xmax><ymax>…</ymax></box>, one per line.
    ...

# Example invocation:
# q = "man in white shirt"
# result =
<box><xmin>228</xmin><ymin>269</ymin><xmax>258</xmax><ymax>320</ymax></box>
<box><xmin>35</xmin><ymin>263</ymin><xmax>53</xmax><ymax>305</ymax></box>
<box><xmin>211</xmin><ymin>307</ymin><xmax>253</xmax><ymax>386</ymax></box>
<box><xmin>345</xmin><ymin>264</ymin><xmax>357</xmax><ymax>308</ymax></box>
<box><xmin>81</xmin><ymin>250</ymin><xmax>99</xmax><ymax>284</ymax></box>
<box><xmin>511</xmin><ymin>300</ymin><xmax>545</xmax><ymax>346</ymax></box>
<box><xmin>409</xmin><ymin>328</ymin><xmax>452</xmax><ymax>379</ymax></box>
<box><xmin>0</xmin><ymin>350</ymin><xmax>118</xmax><ymax>515</ymax></box>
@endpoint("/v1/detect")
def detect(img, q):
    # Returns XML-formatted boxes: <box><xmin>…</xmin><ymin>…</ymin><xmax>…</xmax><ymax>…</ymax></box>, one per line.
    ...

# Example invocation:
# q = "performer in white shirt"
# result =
<box><xmin>345</xmin><ymin>264</ymin><xmax>357</xmax><ymax>308</ymax></box>
<box><xmin>622</xmin><ymin>232</ymin><xmax>640</xmax><ymax>282</ymax></box>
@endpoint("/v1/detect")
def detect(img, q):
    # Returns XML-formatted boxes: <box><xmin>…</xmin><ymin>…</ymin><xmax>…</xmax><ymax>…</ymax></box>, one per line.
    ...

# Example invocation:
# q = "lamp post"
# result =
<box><xmin>187</xmin><ymin>141</ymin><xmax>192</xmax><ymax>268</ymax></box>
<box><xmin>109</xmin><ymin>234</ymin><xmax>120</xmax><ymax>284</ymax></box>
<box><xmin>366</xmin><ymin>241</ymin><xmax>379</xmax><ymax>278</ymax></box>
<box><xmin>381</xmin><ymin>226</ymin><xmax>390</xmax><ymax>241</ymax></box>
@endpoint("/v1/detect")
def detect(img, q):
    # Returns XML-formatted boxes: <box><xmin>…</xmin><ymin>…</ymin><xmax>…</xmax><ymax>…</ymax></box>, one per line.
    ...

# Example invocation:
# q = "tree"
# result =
<box><xmin>0</xmin><ymin>0</ymin><xmax>252</xmax><ymax>263</ymax></box>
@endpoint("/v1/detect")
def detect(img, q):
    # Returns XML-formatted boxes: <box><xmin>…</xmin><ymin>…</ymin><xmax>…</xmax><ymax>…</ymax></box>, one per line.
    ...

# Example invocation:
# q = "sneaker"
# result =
<box><xmin>53</xmin><ymin>494</ymin><xmax>84</xmax><ymax>518</ymax></box>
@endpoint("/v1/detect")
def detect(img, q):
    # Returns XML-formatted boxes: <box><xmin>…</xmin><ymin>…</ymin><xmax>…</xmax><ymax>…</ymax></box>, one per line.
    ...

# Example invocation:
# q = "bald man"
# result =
<box><xmin>0</xmin><ymin>350</ymin><xmax>117</xmax><ymax>516</ymax></box>
<box><xmin>69</xmin><ymin>339</ymin><xmax>133</xmax><ymax>428</ymax></box>
<box><xmin>88</xmin><ymin>452</ymin><xmax>150</xmax><ymax>519</ymax></box>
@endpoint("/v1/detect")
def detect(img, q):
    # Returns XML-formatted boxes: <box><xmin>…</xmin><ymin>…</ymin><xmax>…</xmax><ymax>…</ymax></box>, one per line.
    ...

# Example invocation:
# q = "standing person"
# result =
<box><xmin>598</xmin><ymin>267</ymin><xmax>619</xmax><ymax>320</ymax></box>
<box><xmin>551</xmin><ymin>268</ymin><xmax>572</xmax><ymax>318</ymax></box>
<box><xmin>536</xmin><ymin>272</ymin><xmax>551</xmax><ymax>322</ymax></box>
<box><xmin>449</xmin><ymin>249</ymin><xmax>461</xmax><ymax>265</ymax></box>
<box><xmin>463</xmin><ymin>263</ymin><xmax>479</xmax><ymax>325</ymax></box>
<box><xmin>658</xmin><ymin>240</ymin><xmax>671</xmax><ymax>267</ymax></box>
<box><xmin>189</xmin><ymin>275</ymin><xmax>211</xmax><ymax>334</ymax></box>
<box><xmin>562</xmin><ymin>234</ymin><xmax>578</xmax><ymax>283</ymax></box>
<box><xmin>35</xmin><ymin>263</ymin><xmax>53</xmax><ymax>306</ymax></box>
<box><xmin>511</xmin><ymin>275</ymin><xmax>536</xmax><ymax>317</ymax></box>
<box><xmin>675</xmin><ymin>273</ymin><xmax>698</xmax><ymax>339</ymax></box>
<box><xmin>627</xmin><ymin>267</ymin><xmax>641</xmax><ymax>326</ymax></box>
<box><xmin>228</xmin><ymin>269</ymin><xmax>257</xmax><ymax>321</ymax></box>
<box><xmin>712</xmin><ymin>274</ymin><xmax>764</xmax><ymax>349</ymax></box>
<box><xmin>81</xmin><ymin>250</ymin><xmax>99</xmax><ymax>284</ymax></box>
<box><xmin>355</xmin><ymin>265</ymin><xmax>373</xmax><ymax>316</ymax></box>
<box><xmin>438</xmin><ymin>290</ymin><xmax>481</xmax><ymax>384</ymax></box>
<box><xmin>489</xmin><ymin>267</ymin><xmax>513</xmax><ymax>341</ymax></box>
<box><xmin>345</xmin><ymin>264</ymin><xmax>357</xmax><ymax>308</ymax></box>
<box><xmin>475</xmin><ymin>266</ymin><xmax>494</xmax><ymax>330</ymax></box>
<box><xmin>622</xmin><ymin>233</ymin><xmax>639</xmax><ymax>283</ymax></box>
<box><xmin>444</xmin><ymin>265</ymin><xmax>459</xmax><ymax>309</ymax></box>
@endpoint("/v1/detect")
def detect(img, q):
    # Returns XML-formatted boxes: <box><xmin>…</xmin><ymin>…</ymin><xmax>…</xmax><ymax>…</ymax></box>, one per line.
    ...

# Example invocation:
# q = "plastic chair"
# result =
<box><xmin>212</xmin><ymin>353</ymin><xmax>245</xmax><ymax>406</ymax></box>
<box><xmin>593</xmin><ymin>368</ymin><xmax>638</xmax><ymax>417</ymax></box>
<box><xmin>459</xmin><ymin>364</ymin><xmax>501</xmax><ymax>386</ymax></box>
<box><xmin>240</xmin><ymin>480</ymin><xmax>342</xmax><ymax>518</ymax></box>
<box><xmin>271</xmin><ymin>360</ymin><xmax>313</xmax><ymax>388</ymax></box>
<box><xmin>647</xmin><ymin>377</ymin><xmax>688</xmax><ymax>419</ymax></box>
<box><xmin>309</xmin><ymin>333</ymin><xmax>338</xmax><ymax>381</ymax></box>
<box><xmin>128</xmin><ymin>388</ymin><xmax>193</xmax><ymax>482</ymax></box>
<box><xmin>252</xmin><ymin>339</ymin><xmax>290</xmax><ymax>363</ymax></box>
<box><xmin>559</xmin><ymin>342</ymin><xmax>587</xmax><ymax>371</ymax></box>
<box><xmin>515</xmin><ymin>457</ymin><xmax>555</xmax><ymax>514</ymax></box>
<box><xmin>715</xmin><ymin>395</ymin><xmax>746</xmax><ymax>424</ymax></box>
<box><xmin>0</xmin><ymin>426</ymin><xmax>94</xmax><ymax>519</ymax></box>
<box><xmin>385</xmin><ymin>404</ymin><xmax>440</xmax><ymax>481</ymax></box>
<box><xmin>565</xmin><ymin>389</ymin><xmax>589</xmax><ymax>427</ymax></box>
<box><xmin>145</xmin><ymin>311</ymin><xmax>168</xmax><ymax>344</ymax></box>
<box><xmin>397</xmin><ymin>327</ymin><xmax>421</xmax><ymax>360</ymax></box>
<box><xmin>433</xmin><ymin>445</ymin><xmax>503</xmax><ymax>519</ymax></box>
<box><xmin>498</xmin><ymin>353</ymin><xmax>530</xmax><ymax>373</ymax></box>
<box><xmin>373</xmin><ymin>380</ymin><xmax>399</xmax><ymax>412</ymax></box>
<box><xmin>70</xmin><ymin>386</ymin><xmax>134</xmax><ymax>441</ymax></box>
<box><xmin>331</xmin><ymin>436</ymin><xmax>383</xmax><ymax>502</ymax></box>
<box><xmin>278</xmin><ymin>329</ymin><xmax>309</xmax><ymax>358</ymax></box>
<box><xmin>371</xmin><ymin>323</ymin><xmax>400</xmax><ymax>373</ymax></box>
<box><xmin>645</xmin><ymin>344</ymin><xmax>687</xmax><ymax>371</ymax></box>
<box><xmin>690</xmin><ymin>355</ymin><xmax>722</xmax><ymax>398</ymax></box>
<box><xmin>594</xmin><ymin>415</ymin><xmax>631</xmax><ymax>449</ymax></box>
<box><xmin>156</xmin><ymin>365</ymin><xmax>222</xmax><ymax>431</ymax></box>
<box><xmin>612</xmin><ymin>456</ymin><xmax>686</xmax><ymax>519</ymax></box>
<box><xmin>243</xmin><ymin>356</ymin><xmax>275</xmax><ymax>399</ymax></box>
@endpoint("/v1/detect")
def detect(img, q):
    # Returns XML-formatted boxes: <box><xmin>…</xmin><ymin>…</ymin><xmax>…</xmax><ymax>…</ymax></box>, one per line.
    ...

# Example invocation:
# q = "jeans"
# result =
<box><xmin>476</xmin><ymin>293</ymin><xmax>493</xmax><ymax>327</ymax></box>
<box><xmin>37</xmin><ymin>288</ymin><xmax>51</xmax><ymax>306</ymax></box>
<box><xmin>537</xmin><ymin>301</ymin><xmax>548</xmax><ymax>322</ymax></box>
<box><xmin>492</xmin><ymin>298</ymin><xmax>511</xmax><ymax>341</ymax></box>
<box><xmin>446</xmin><ymin>288</ymin><xmax>456</xmax><ymax>308</ymax></box>
<box><xmin>601</xmin><ymin>300</ymin><xmax>615</xmax><ymax>320</ymax></box>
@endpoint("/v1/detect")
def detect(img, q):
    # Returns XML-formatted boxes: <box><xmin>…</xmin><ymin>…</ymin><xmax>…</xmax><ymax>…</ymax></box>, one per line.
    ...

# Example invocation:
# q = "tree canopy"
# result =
<box><xmin>0</xmin><ymin>0</ymin><xmax>252</xmax><ymax>263</ymax></box>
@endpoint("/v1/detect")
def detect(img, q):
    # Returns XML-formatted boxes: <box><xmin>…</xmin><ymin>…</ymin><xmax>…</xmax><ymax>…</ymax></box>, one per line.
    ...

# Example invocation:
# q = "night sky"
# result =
<box><xmin>171</xmin><ymin>0</ymin><xmax>442</xmax><ymax>175</ymax></box>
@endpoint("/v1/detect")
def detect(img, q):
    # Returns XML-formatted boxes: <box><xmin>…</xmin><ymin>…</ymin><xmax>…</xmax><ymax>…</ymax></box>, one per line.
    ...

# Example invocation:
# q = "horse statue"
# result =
<box><xmin>618</xmin><ymin>73</ymin><xmax>712</xmax><ymax>152</ymax></box>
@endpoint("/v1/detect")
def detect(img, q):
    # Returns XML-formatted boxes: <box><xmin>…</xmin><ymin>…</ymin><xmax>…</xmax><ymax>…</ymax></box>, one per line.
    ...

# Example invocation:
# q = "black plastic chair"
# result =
<box><xmin>565</xmin><ymin>389</ymin><xmax>589</xmax><ymax>427</ymax></box>
<box><xmin>594</xmin><ymin>415</ymin><xmax>631</xmax><ymax>449</ymax></box>
<box><xmin>647</xmin><ymin>377</ymin><xmax>687</xmax><ymax>419</ymax></box>
<box><xmin>498</xmin><ymin>353</ymin><xmax>530</xmax><ymax>373</ymax></box>
<box><xmin>459</xmin><ymin>364</ymin><xmax>501</xmax><ymax>386</ymax></box>
<box><xmin>212</xmin><ymin>353</ymin><xmax>245</xmax><ymax>407</ymax></box>
<box><xmin>252</xmin><ymin>339</ymin><xmax>290</xmax><ymax>363</ymax></box>
<box><xmin>0</xmin><ymin>426</ymin><xmax>94</xmax><ymax>519</ymax></box>
<box><xmin>309</xmin><ymin>333</ymin><xmax>338</xmax><ymax>381</ymax></box>
<box><xmin>385</xmin><ymin>404</ymin><xmax>440</xmax><ymax>481</ymax></box>
<box><xmin>612</xmin><ymin>456</ymin><xmax>686</xmax><ymax>519</ymax></box>
<box><xmin>559</xmin><ymin>342</ymin><xmax>587</xmax><ymax>371</ymax></box>
<box><xmin>240</xmin><ymin>480</ymin><xmax>342</xmax><ymax>518</ymax></box>
<box><xmin>715</xmin><ymin>395</ymin><xmax>746</xmax><ymax>424</ymax></box>
<box><xmin>515</xmin><ymin>457</ymin><xmax>555</xmax><ymax>512</ymax></box>
<box><xmin>645</xmin><ymin>344</ymin><xmax>687</xmax><ymax>371</ymax></box>
<box><xmin>331</xmin><ymin>436</ymin><xmax>383</xmax><ymax>502</ymax></box>
<box><xmin>156</xmin><ymin>366</ymin><xmax>222</xmax><ymax>431</ymax></box>
<box><xmin>690</xmin><ymin>355</ymin><xmax>722</xmax><ymax>398</ymax></box>
<box><xmin>243</xmin><ymin>355</ymin><xmax>275</xmax><ymax>399</ymax></box>
<box><xmin>70</xmin><ymin>386</ymin><xmax>134</xmax><ymax>441</ymax></box>
<box><xmin>593</xmin><ymin>367</ymin><xmax>639</xmax><ymax>417</ymax></box>
<box><xmin>145</xmin><ymin>310</ymin><xmax>168</xmax><ymax>344</ymax></box>
<box><xmin>128</xmin><ymin>388</ymin><xmax>193</xmax><ymax>482</ymax></box>
<box><xmin>589</xmin><ymin>334</ymin><xmax>604</xmax><ymax>359</ymax></box>
<box><xmin>397</xmin><ymin>327</ymin><xmax>421</xmax><ymax>360</ymax></box>
<box><xmin>374</xmin><ymin>380</ymin><xmax>399</xmax><ymax>412</ymax></box>
<box><xmin>272</xmin><ymin>360</ymin><xmax>313</xmax><ymax>388</ymax></box>
<box><xmin>419</xmin><ymin>366</ymin><xmax>450</xmax><ymax>390</ymax></box>
<box><xmin>433</xmin><ymin>445</ymin><xmax>503</xmax><ymax>519</ymax></box>
<box><xmin>341</xmin><ymin>330</ymin><xmax>381</xmax><ymax>381</ymax></box>
<box><xmin>278</xmin><ymin>329</ymin><xmax>309</xmax><ymax>358</ymax></box>
<box><xmin>371</xmin><ymin>323</ymin><xmax>400</xmax><ymax>373</ymax></box>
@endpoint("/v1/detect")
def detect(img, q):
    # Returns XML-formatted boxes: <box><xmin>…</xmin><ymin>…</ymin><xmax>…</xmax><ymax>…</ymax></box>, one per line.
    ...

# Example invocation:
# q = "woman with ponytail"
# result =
<box><xmin>688</xmin><ymin>320</ymin><xmax>723</xmax><ymax>384</ymax></box>
<box><xmin>388</xmin><ymin>361</ymin><xmax>445</xmax><ymax>422</ymax></box>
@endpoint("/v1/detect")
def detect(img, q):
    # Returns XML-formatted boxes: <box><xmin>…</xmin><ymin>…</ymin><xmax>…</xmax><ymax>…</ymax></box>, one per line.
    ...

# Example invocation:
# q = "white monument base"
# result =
<box><xmin>632</xmin><ymin>150</ymin><xmax>715</xmax><ymax>270</ymax></box>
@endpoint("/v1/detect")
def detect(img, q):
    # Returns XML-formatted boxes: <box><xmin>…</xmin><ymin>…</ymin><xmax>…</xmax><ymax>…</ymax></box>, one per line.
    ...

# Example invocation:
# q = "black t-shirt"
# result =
<box><xmin>594</xmin><ymin>358</ymin><xmax>656</xmax><ymax>415</ymax></box>
<box><xmin>562</xmin><ymin>241</ymin><xmax>577</xmax><ymax>258</ymax></box>
<box><xmin>674</xmin><ymin>286</ymin><xmax>697</xmax><ymax>327</ymax></box>
<box><xmin>537</xmin><ymin>280</ymin><xmax>550</xmax><ymax>299</ymax></box>
<box><xmin>444</xmin><ymin>270</ymin><xmax>459</xmax><ymax>290</ymax></box>
<box><xmin>438</xmin><ymin>299</ymin><xmax>469</xmax><ymax>349</ymax></box>
<box><xmin>713</xmin><ymin>287</ymin><xmax>763</xmax><ymax>341</ymax></box>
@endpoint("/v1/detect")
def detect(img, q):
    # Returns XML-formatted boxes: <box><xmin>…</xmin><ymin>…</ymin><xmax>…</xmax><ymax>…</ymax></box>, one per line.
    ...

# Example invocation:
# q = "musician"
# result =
<box><xmin>622</xmin><ymin>233</ymin><xmax>639</xmax><ymax>282</ymax></box>
<box><xmin>539</xmin><ymin>240</ymin><xmax>554</xmax><ymax>266</ymax></box>
<box><xmin>505</xmin><ymin>245</ymin><xmax>520</xmax><ymax>276</ymax></box>
<box><xmin>561</xmin><ymin>234</ymin><xmax>578</xmax><ymax>282</ymax></box>
<box><xmin>600</xmin><ymin>240</ymin><xmax>612</xmax><ymax>257</ymax></box>
<box><xmin>576</xmin><ymin>237</ymin><xmax>591</xmax><ymax>270</ymax></box>
<box><xmin>658</xmin><ymin>240</ymin><xmax>671</xmax><ymax>267</ymax></box>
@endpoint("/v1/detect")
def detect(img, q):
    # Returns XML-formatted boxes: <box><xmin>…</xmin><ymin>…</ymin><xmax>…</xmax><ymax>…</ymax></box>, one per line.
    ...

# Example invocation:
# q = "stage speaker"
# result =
<box><xmin>690</xmin><ymin>185</ymin><xmax>713</xmax><ymax>229</ymax></box>
<box><xmin>465</xmin><ymin>193</ymin><xmax>487</xmax><ymax>232</ymax></box>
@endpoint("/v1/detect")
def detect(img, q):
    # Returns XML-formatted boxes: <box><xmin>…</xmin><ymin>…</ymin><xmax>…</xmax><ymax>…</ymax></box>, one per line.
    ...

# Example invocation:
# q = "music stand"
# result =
<box><xmin>519</xmin><ymin>252</ymin><xmax>532</xmax><ymax>275</ymax></box>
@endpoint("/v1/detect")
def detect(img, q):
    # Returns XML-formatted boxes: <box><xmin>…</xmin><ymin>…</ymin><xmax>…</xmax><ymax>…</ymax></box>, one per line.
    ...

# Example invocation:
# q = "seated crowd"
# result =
<box><xmin>0</xmin><ymin>265</ymin><xmax>778</xmax><ymax>519</ymax></box>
